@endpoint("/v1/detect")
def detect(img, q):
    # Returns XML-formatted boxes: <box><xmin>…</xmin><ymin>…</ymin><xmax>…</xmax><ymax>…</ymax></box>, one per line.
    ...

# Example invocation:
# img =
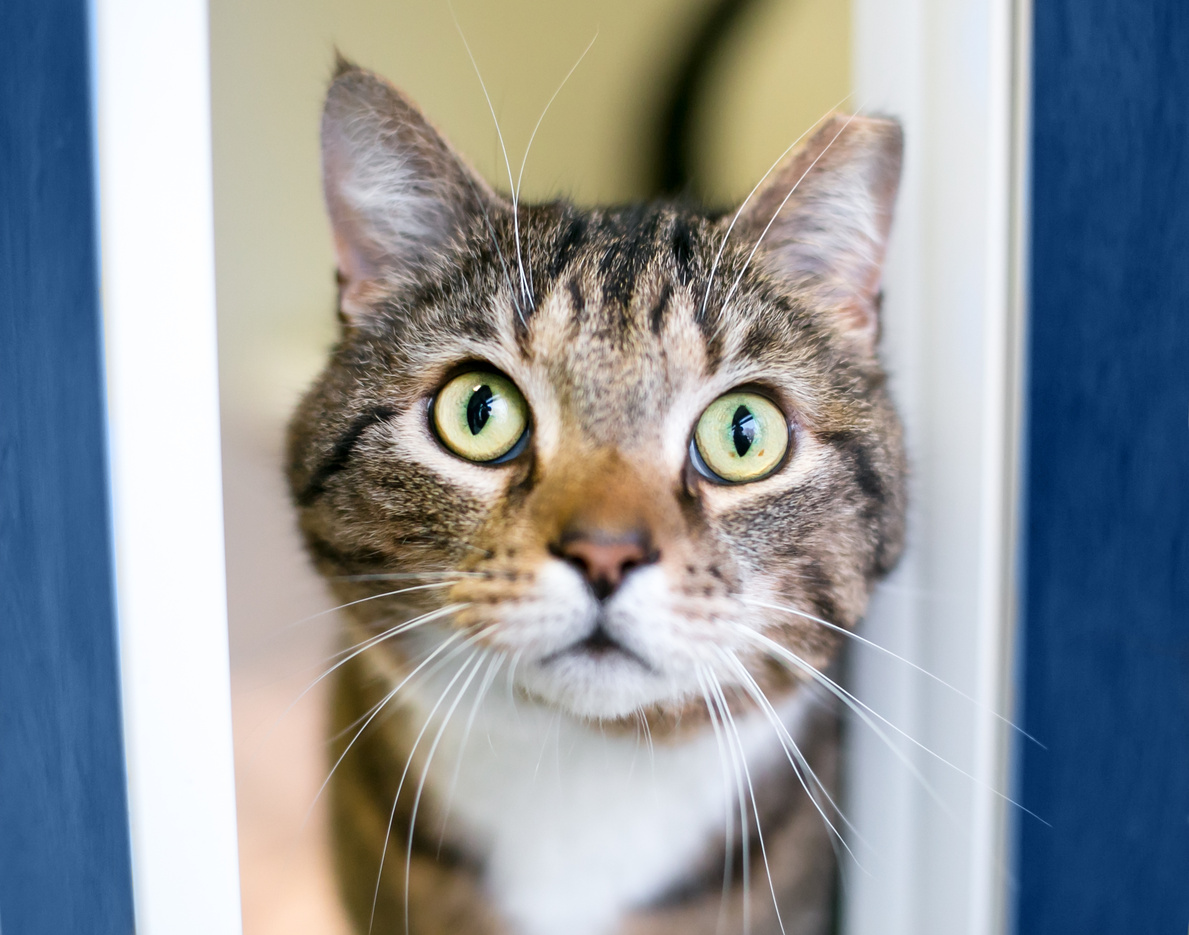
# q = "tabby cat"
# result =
<box><xmin>287</xmin><ymin>58</ymin><xmax>905</xmax><ymax>935</ymax></box>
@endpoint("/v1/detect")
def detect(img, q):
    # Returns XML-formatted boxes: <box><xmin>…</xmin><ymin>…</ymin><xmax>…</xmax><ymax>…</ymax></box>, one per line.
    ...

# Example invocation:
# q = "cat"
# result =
<box><xmin>286</xmin><ymin>56</ymin><xmax>905</xmax><ymax>935</ymax></box>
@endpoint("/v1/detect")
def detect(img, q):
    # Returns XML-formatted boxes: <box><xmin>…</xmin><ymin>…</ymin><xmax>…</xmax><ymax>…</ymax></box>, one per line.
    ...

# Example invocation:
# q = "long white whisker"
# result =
<box><xmin>461</xmin><ymin>170</ymin><xmax>522</xmax><ymax>317</ymax></box>
<box><xmin>515</xmin><ymin>32</ymin><xmax>597</xmax><ymax>205</ymax></box>
<box><xmin>637</xmin><ymin>707</ymin><xmax>656</xmax><ymax>774</ymax></box>
<box><xmin>437</xmin><ymin>651</ymin><xmax>503</xmax><ymax>851</ymax></box>
<box><xmin>742</xmin><ymin>628</ymin><xmax>952</xmax><ymax>818</ymax></box>
<box><xmin>706</xmin><ymin>666</ymin><xmax>786</xmax><ymax>935</ymax></box>
<box><xmin>308</xmin><ymin>602</ymin><xmax>467</xmax><ymax>694</ymax></box>
<box><xmin>699</xmin><ymin>92</ymin><xmax>853</xmax><ymax>320</ymax></box>
<box><xmin>447</xmin><ymin>0</ymin><xmax>529</xmax><ymax>308</ymax></box>
<box><xmin>715</xmin><ymin>646</ymin><xmax>864</xmax><ymax>865</ymax></box>
<box><xmin>286</xmin><ymin>580</ymin><xmax>459</xmax><ymax>630</ymax></box>
<box><xmin>720</xmin><ymin>107</ymin><xmax>868</xmax><ymax>315</ymax></box>
<box><xmin>303</xmin><ymin>630</ymin><xmax>467</xmax><ymax>827</ymax></box>
<box><xmin>747</xmin><ymin>597</ymin><xmax>1042</xmax><ymax>746</ymax></box>
<box><xmin>513</xmin><ymin>30</ymin><xmax>597</xmax><ymax>303</ymax></box>
<box><xmin>324</xmin><ymin>636</ymin><xmax>467</xmax><ymax>746</ymax></box>
<box><xmin>699</xmin><ymin>664</ymin><xmax>751</xmax><ymax>934</ymax></box>
<box><xmin>505</xmin><ymin>648</ymin><xmax>523</xmax><ymax>722</ymax></box>
<box><xmin>330</xmin><ymin>571</ymin><xmax>474</xmax><ymax>582</ymax></box>
<box><xmin>744</xmin><ymin>630</ymin><xmax>1048</xmax><ymax>825</ymax></box>
<box><xmin>244</xmin><ymin>603</ymin><xmax>468</xmax><ymax>772</ymax></box>
<box><xmin>696</xmin><ymin>666</ymin><xmax>736</xmax><ymax>935</ymax></box>
<box><xmin>368</xmin><ymin>626</ymin><xmax>496</xmax><ymax>934</ymax></box>
<box><xmin>403</xmin><ymin>651</ymin><xmax>487</xmax><ymax>935</ymax></box>
<box><xmin>533</xmin><ymin>709</ymin><xmax>561</xmax><ymax>784</ymax></box>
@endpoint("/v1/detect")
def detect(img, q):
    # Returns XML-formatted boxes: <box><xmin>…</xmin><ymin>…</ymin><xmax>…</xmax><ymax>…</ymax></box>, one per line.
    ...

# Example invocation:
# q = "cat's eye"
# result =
<box><xmin>692</xmin><ymin>391</ymin><xmax>789</xmax><ymax>483</ymax></box>
<box><xmin>432</xmin><ymin>371</ymin><xmax>529</xmax><ymax>463</ymax></box>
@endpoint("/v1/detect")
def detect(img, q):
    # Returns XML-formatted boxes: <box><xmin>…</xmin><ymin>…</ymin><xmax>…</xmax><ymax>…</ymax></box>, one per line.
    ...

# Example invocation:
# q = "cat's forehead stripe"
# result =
<box><xmin>511</xmin><ymin>204</ymin><xmax>731</xmax><ymax>367</ymax></box>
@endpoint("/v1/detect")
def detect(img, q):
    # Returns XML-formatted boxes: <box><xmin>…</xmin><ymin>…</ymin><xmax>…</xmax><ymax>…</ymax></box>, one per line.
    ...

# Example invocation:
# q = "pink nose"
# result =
<box><xmin>551</xmin><ymin>530</ymin><xmax>658</xmax><ymax>600</ymax></box>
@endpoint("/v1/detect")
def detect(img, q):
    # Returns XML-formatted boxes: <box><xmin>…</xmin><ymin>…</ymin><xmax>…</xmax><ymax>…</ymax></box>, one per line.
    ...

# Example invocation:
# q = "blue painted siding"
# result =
<box><xmin>1017</xmin><ymin>1</ymin><xmax>1189</xmax><ymax>931</ymax></box>
<box><xmin>0</xmin><ymin>0</ymin><xmax>136</xmax><ymax>932</ymax></box>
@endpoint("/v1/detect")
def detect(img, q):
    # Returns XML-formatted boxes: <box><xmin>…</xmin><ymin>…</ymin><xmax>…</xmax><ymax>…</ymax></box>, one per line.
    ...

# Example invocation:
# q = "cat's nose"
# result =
<box><xmin>550</xmin><ymin>528</ymin><xmax>658</xmax><ymax>601</ymax></box>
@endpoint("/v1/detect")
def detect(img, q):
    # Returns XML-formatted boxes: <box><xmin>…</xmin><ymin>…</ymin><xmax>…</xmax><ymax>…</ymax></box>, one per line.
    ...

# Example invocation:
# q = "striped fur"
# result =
<box><xmin>288</xmin><ymin>62</ymin><xmax>905</xmax><ymax>935</ymax></box>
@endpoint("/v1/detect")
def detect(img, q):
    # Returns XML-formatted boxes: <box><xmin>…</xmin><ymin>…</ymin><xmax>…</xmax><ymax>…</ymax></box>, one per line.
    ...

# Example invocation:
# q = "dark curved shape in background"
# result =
<box><xmin>648</xmin><ymin>0</ymin><xmax>772</xmax><ymax>199</ymax></box>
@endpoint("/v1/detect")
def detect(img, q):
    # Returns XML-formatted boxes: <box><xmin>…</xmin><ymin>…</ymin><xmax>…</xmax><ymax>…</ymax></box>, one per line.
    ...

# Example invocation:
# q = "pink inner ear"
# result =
<box><xmin>331</xmin><ymin>221</ymin><xmax>393</xmax><ymax>323</ymax></box>
<box><xmin>837</xmin><ymin>295</ymin><xmax>880</xmax><ymax>345</ymax></box>
<box><xmin>330</xmin><ymin>231</ymin><xmax>368</xmax><ymax>321</ymax></box>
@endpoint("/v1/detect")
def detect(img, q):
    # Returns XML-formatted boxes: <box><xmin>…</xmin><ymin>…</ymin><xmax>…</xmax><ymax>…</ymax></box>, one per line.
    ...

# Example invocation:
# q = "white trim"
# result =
<box><xmin>846</xmin><ymin>1</ymin><xmax>1028</xmax><ymax>933</ymax></box>
<box><xmin>95</xmin><ymin>1</ymin><xmax>243</xmax><ymax>933</ymax></box>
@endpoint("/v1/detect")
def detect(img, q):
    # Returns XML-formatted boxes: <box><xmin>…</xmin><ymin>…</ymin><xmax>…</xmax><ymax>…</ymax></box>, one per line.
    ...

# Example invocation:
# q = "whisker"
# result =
<box><xmin>743</xmin><ymin>629</ymin><xmax>1048</xmax><ymax>826</ymax></box>
<box><xmin>330</xmin><ymin>571</ymin><xmax>475</xmax><ymax>583</ymax></box>
<box><xmin>742</xmin><ymin>628</ymin><xmax>952</xmax><ymax>819</ymax></box>
<box><xmin>437</xmin><ymin>651</ymin><xmax>504</xmax><ymax>852</ymax></box>
<box><xmin>447</xmin><ymin>0</ymin><xmax>530</xmax><ymax>312</ymax></box>
<box><xmin>284</xmin><ymin>580</ymin><xmax>459</xmax><ymax>630</ymax></box>
<box><xmin>505</xmin><ymin>648</ymin><xmax>523</xmax><ymax>721</ymax></box>
<box><xmin>699</xmin><ymin>91</ymin><xmax>853</xmax><ymax>321</ymax></box>
<box><xmin>462</xmin><ymin>170</ymin><xmax>522</xmax><ymax>317</ymax></box>
<box><xmin>325</xmin><ymin>637</ymin><xmax>465</xmax><ymax>744</ymax></box>
<box><xmin>369</xmin><ymin>626</ymin><xmax>497</xmax><ymax>935</ymax></box>
<box><xmin>302</xmin><ymin>629</ymin><xmax>468</xmax><ymax>827</ymax></box>
<box><xmin>714</xmin><ymin>646</ymin><xmax>864</xmax><ymax>866</ymax></box>
<box><xmin>695</xmin><ymin>666</ymin><xmax>736</xmax><ymax>935</ymax></box>
<box><xmin>242</xmin><ymin>603</ymin><xmax>469</xmax><ymax>772</ymax></box>
<box><xmin>636</xmin><ymin>707</ymin><xmax>656</xmax><ymax>774</ymax></box>
<box><xmin>533</xmin><ymin>709</ymin><xmax>561</xmax><ymax>784</ymax></box>
<box><xmin>316</xmin><ymin>601</ymin><xmax>466</xmax><ymax>679</ymax></box>
<box><xmin>513</xmin><ymin>30</ymin><xmax>597</xmax><ymax>303</ymax></box>
<box><xmin>403</xmin><ymin>651</ymin><xmax>487</xmax><ymax>935</ymax></box>
<box><xmin>745</xmin><ymin>598</ymin><xmax>1042</xmax><ymax>746</ymax></box>
<box><xmin>703</xmin><ymin>666</ymin><xmax>751</xmax><ymax>932</ymax></box>
<box><xmin>705</xmin><ymin>665</ymin><xmax>785</xmax><ymax>935</ymax></box>
<box><xmin>720</xmin><ymin>106</ymin><xmax>869</xmax><ymax>315</ymax></box>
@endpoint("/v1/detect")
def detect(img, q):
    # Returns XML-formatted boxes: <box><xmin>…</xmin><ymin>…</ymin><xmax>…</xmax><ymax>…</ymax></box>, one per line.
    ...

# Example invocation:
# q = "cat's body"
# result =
<box><xmin>288</xmin><ymin>60</ymin><xmax>905</xmax><ymax>935</ymax></box>
<box><xmin>330</xmin><ymin>635</ymin><xmax>838</xmax><ymax>935</ymax></box>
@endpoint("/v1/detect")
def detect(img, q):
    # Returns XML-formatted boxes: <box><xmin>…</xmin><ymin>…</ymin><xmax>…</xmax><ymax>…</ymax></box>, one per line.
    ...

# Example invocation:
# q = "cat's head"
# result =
<box><xmin>288</xmin><ymin>61</ymin><xmax>906</xmax><ymax>723</ymax></box>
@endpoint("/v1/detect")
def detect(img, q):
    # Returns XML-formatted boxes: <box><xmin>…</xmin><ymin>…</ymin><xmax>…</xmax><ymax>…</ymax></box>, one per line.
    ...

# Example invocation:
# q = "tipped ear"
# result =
<box><xmin>734</xmin><ymin>114</ymin><xmax>903</xmax><ymax>350</ymax></box>
<box><xmin>322</xmin><ymin>60</ymin><xmax>500</xmax><ymax>321</ymax></box>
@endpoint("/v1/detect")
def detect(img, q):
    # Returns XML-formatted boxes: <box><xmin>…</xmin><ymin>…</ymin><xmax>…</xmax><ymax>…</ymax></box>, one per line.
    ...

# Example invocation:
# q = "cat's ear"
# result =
<box><xmin>733</xmin><ymin>113</ymin><xmax>902</xmax><ymax>351</ymax></box>
<box><xmin>321</xmin><ymin>58</ymin><xmax>501</xmax><ymax>321</ymax></box>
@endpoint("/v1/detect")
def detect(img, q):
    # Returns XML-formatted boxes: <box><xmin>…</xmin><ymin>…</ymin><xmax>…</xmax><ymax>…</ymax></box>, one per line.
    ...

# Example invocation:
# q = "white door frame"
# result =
<box><xmin>93</xmin><ymin>1</ymin><xmax>1029</xmax><ymax>931</ymax></box>
<box><xmin>95</xmin><ymin>1</ymin><xmax>243</xmax><ymax>932</ymax></box>
<box><xmin>846</xmin><ymin>1</ymin><xmax>1030</xmax><ymax>933</ymax></box>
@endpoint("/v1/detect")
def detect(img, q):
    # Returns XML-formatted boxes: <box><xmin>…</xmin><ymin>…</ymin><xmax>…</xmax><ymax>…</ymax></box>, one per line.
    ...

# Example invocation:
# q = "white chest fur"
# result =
<box><xmin>399</xmin><ymin>670</ymin><xmax>810</xmax><ymax>935</ymax></box>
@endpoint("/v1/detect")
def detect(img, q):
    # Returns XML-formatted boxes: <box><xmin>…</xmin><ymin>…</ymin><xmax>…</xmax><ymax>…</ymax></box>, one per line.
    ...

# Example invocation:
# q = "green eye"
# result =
<box><xmin>693</xmin><ymin>392</ymin><xmax>789</xmax><ymax>483</ymax></box>
<box><xmin>433</xmin><ymin>371</ymin><xmax>529</xmax><ymax>463</ymax></box>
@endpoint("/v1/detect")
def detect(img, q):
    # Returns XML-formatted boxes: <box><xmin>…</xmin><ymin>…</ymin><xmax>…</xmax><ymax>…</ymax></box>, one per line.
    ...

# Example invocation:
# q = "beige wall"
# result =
<box><xmin>211</xmin><ymin>0</ymin><xmax>850</xmax><ymax>429</ymax></box>
<box><xmin>209</xmin><ymin>2</ymin><xmax>849</xmax><ymax>930</ymax></box>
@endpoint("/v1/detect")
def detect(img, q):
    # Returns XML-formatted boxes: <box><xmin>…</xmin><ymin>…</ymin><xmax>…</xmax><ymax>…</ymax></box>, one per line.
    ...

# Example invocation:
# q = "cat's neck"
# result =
<box><xmin>388</xmin><ymin>651</ymin><xmax>812</xmax><ymax>935</ymax></box>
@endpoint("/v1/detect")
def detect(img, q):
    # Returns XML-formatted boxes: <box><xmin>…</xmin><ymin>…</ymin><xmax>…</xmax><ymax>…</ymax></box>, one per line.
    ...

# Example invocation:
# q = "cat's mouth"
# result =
<box><xmin>540</xmin><ymin>621</ymin><xmax>654</xmax><ymax>672</ymax></box>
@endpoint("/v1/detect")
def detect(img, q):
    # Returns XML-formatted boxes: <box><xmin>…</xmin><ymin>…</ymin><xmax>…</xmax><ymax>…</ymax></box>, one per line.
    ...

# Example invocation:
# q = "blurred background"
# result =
<box><xmin>210</xmin><ymin>1</ymin><xmax>850</xmax><ymax>930</ymax></box>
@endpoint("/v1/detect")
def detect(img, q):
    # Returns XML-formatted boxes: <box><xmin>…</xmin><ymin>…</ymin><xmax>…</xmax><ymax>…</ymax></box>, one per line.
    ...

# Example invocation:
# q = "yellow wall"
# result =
<box><xmin>210</xmin><ymin>0</ymin><xmax>851</xmax><ymax>424</ymax></box>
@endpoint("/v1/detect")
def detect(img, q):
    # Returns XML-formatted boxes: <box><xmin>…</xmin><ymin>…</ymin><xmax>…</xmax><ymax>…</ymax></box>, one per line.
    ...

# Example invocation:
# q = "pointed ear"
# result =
<box><xmin>321</xmin><ymin>60</ymin><xmax>501</xmax><ymax>321</ymax></box>
<box><xmin>734</xmin><ymin>114</ymin><xmax>903</xmax><ymax>351</ymax></box>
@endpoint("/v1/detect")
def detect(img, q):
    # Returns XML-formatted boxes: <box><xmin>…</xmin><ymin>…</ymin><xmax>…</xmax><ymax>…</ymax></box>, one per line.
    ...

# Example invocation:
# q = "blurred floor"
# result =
<box><xmin>223</xmin><ymin>417</ymin><xmax>352</xmax><ymax>934</ymax></box>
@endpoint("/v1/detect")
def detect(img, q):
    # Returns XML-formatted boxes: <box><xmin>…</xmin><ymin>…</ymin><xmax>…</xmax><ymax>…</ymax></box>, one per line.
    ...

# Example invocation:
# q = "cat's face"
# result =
<box><xmin>288</xmin><ymin>63</ymin><xmax>906</xmax><ymax>722</ymax></box>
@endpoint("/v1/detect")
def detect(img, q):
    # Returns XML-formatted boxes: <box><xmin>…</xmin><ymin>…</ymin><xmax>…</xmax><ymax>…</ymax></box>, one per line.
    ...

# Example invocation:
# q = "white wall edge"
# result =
<box><xmin>848</xmin><ymin>0</ymin><xmax>1026</xmax><ymax>932</ymax></box>
<box><xmin>95</xmin><ymin>0</ymin><xmax>243</xmax><ymax>932</ymax></box>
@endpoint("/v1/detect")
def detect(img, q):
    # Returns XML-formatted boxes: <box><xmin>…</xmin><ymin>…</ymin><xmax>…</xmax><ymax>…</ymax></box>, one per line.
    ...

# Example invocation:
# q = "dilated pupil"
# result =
<box><xmin>467</xmin><ymin>385</ymin><xmax>494</xmax><ymax>435</ymax></box>
<box><xmin>731</xmin><ymin>405</ymin><xmax>757</xmax><ymax>456</ymax></box>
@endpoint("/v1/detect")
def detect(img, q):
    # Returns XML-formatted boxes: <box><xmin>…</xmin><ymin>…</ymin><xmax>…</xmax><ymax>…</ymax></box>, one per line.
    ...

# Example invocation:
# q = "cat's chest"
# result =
<box><xmin>405</xmin><ymin>676</ymin><xmax>809</xmax><ymax>935</ymax></box>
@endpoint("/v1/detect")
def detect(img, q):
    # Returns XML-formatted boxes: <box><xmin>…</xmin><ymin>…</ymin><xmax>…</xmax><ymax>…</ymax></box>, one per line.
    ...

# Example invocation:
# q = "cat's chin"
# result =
<box><xmin>518</xmin><ymin>651</ymin><xmax>683</xmax><ymax>721</ymax></box>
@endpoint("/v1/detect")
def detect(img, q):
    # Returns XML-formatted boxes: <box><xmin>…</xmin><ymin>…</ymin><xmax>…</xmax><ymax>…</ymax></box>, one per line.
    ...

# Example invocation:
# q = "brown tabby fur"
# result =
<box><xmin>288</xmin><ymin>59</ymin><xmax>905</xmax><ymax>935</ymax></box>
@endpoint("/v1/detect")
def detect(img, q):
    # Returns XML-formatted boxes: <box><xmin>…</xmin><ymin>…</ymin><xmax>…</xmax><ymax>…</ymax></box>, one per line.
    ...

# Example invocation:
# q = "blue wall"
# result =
<box><xmin>1017</xmin><ymin>1</ymin><xmax>1189</xmax><ymax>931</ymax></box>
<box><xmin>0</xmin><ymin>0</ymin><xmax>136</xmax><ymax>931</ymax></box>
